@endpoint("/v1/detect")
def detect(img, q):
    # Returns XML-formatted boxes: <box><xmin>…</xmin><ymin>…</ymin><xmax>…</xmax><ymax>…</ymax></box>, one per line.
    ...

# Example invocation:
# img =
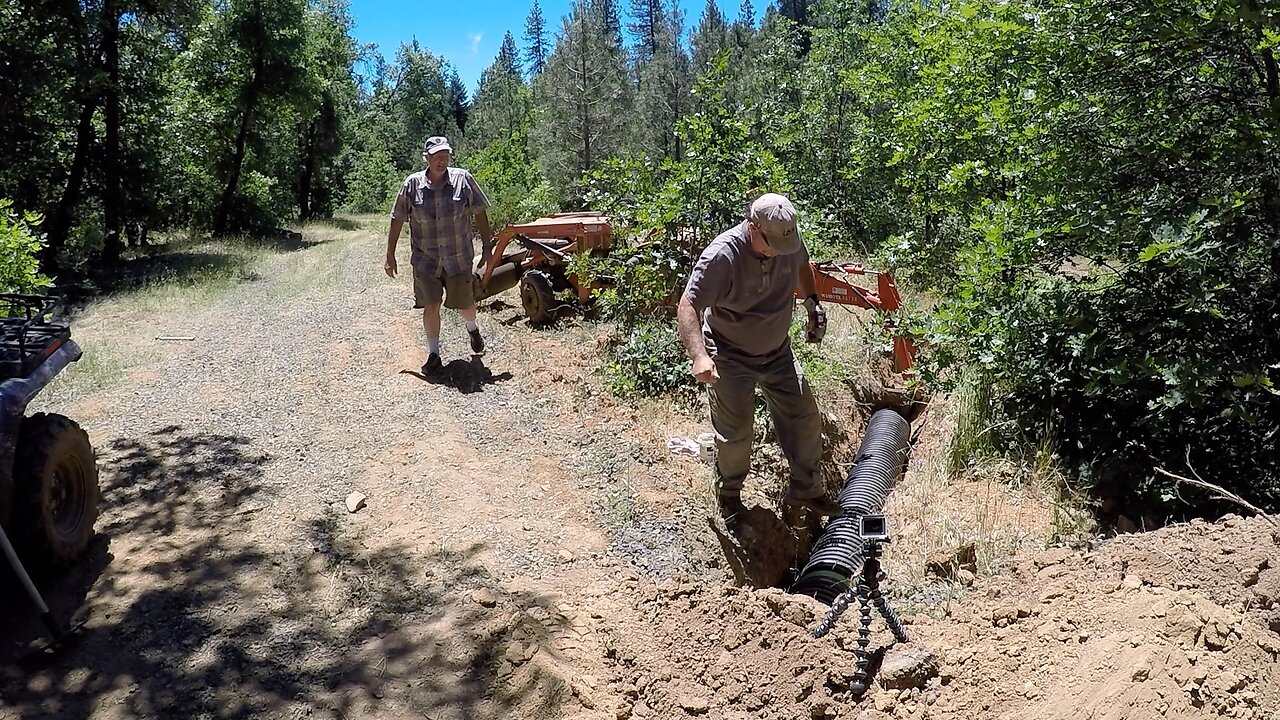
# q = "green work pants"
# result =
<box><xmin>708</xmin><ymin>343</ymin><xmax>823</xmax><ymax>500</ymax></box>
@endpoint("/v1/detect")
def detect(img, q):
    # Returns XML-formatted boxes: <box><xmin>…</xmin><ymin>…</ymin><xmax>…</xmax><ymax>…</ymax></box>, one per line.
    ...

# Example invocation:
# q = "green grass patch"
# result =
<box><xmin>104</xmin><ymin>221</ymin><xmax>367</xmax><ymax>311</ymax></box>
<box><xmin>261</xmin><ymin>229</ymin><xmax>360</xmax><ymax>300</ymax></box>
<box><xmin>106</xmin><ymin>242</ymin><xmax>266</xmax><ymax>315</ymax></box>
<box><xmin>944</xmin><ymin>371</ymin><xmax>999</xmax><ymax>476</ymax></box>
<box><xmin>31</xmin><ymin>338</ymin><xmax>137</xmax><ymax>407</ymax></box>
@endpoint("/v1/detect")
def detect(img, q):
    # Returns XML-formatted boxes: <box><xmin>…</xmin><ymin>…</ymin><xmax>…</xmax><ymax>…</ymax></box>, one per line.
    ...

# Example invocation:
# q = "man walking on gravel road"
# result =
<box><xmin>677</xmin><ymin>192</ymin><xmax>840</xmax><ymax>523</ymax></box>
<box><xmin>385</xmin><ymin>135</ymin><xmax>494</xmax><ymax>375</ymax></box>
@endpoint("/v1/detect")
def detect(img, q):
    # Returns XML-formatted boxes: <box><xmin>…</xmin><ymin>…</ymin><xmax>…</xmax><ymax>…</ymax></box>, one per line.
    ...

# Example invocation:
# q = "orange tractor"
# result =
<box><xmin>473</xmin><ymin>212</ymin><xmax>614</xmax><ymax>326</ymax></box>
<box><xmin>807</xmin><ymin>260</ymin><xmax>916</xmax><ymax>374</ymax></box>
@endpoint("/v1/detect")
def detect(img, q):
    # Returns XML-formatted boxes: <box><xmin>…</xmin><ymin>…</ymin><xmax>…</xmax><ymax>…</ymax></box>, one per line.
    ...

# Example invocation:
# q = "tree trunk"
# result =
<box><xmin>577</xmin><ymin>18</ymin><xmax>592</xmax><ymax>175</ymax></box>
<box><xmin>100</xmin><ymin>0</ymin><xmax>124</xmax><ymax>264</ymax></box>
<box><xmin>298</xmin><ymin>119</ymin><xmax>316</xmax><ymax>221</ymax></box>
<box><xmin>44</xmin><ymin>97</ymin><xmax>98</xmax><ymax>270</ymax></box>
<box><xmin>213</xmin><ymin>77</ymin><xmax>260</xmax><ymax>236</ymax></box>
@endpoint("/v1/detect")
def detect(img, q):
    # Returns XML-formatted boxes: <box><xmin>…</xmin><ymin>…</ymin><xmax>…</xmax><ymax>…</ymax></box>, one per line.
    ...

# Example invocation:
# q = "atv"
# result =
<box><xmin>0</xmin><ymin>293</ymin><xmax>99</xmax><ymax>639</ymax></box>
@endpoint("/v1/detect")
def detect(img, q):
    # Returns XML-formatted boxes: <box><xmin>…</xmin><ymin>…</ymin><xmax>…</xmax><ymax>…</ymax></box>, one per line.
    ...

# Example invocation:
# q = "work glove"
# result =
<box><xmin>804</xmin><ymin>295</ymin><xmax>827</xmax><ymax>344</ymax></box>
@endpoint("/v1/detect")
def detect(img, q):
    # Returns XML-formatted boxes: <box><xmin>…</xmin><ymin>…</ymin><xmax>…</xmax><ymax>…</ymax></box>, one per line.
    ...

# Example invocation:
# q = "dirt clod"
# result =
<box><xmin>345</xmin><ymin>491</ymin><xmax>367</xmax><ymax>513</ymax></box>
<box><xmin>1267</xmin><ymin>609</ymin><xmax>1280</xmax><ymax>634</ymax></box>
<box><xmin>676</xmin><ymin>692</ymin><xmax>710</xmax><ymax>714</ymax></box>
<box><xmin>925</xmin><ymin>543</ymin><xmax>978</xmax><ymax>580</ymax></box>
<box><xmin>1252</xmin><ymin>567</ymin><xmax>1280</xmax><ymax>608</ymax></box>
<box><xmin>470</xmin><ymin>587</ymin><xmax>498</xmax><ymax>607</ymax></box>
<box><xmin>878</xmin><ymin>646</ymin><xmax>939</xmax><ymax>690</ymax></box>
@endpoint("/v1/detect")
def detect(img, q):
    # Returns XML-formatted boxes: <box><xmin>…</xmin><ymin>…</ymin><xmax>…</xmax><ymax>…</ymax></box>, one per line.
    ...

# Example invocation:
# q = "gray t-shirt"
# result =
<box><xmin>683</xmin><ymin>221</ymin><xmax>808</xmax><ymax>358</ymax></box>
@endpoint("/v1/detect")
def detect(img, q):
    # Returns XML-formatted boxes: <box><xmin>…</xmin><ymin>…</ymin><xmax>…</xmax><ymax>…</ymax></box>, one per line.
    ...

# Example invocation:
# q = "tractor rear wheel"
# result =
<box><xmin>12</xmin><ymin>413</ymin><xmax>99</xmax><ymax>570</ymax></box>
<box><xmin>520</xmin><ymin>270</ymin><xmax>557</xmax><ymax>327</ymax></box>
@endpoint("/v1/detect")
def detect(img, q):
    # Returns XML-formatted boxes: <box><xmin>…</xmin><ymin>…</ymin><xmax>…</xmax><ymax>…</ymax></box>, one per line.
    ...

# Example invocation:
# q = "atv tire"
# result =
<box><xmin>520</xmin><ymin>270</ymin><xmax>557</xmax><ymax>327</ymax></box>
<box><xmin>12</xmin><ymin>412</ymin><xmax>99</xmax><ymax>570</ymax></box>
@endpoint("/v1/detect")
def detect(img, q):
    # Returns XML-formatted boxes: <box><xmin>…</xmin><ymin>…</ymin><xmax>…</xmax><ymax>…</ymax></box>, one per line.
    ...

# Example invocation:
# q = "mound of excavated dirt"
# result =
<box><xmin>561</xmin><ymin>514</ymin><xmax>1280</xmax><ymax>720</ymax></box>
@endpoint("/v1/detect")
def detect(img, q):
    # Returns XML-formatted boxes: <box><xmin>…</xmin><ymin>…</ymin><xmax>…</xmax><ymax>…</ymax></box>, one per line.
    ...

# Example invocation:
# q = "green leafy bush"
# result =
<box><xmin>579</xmin><ymin>56</ymin><xmax>792</xmax><ymax>397</ymax></box>
<box><xmin>342</xmin><ymin>145</ymin><xmax>401</xmax><ymax>214</ymax></box>
<box><xmin>873</xmin><ymin>0</ymin><xmax>1280</xmax><ymax>516</ymax></box>
<box><xmin>0</xmin><ymin>199</ymin><xmax>52</xmax><ymax>294</ymax></box>
<box><xmin>603</xmin><ymin>321</ymin><xmax>696</xmax><ymax>398</ymax></box>
<box><xmin>583</xmin><ymin>55</ymin><xmax>791</xmax><ymax>322</ymax></box>
<box><xmin>468</xmin><ymin>134</ymin><xmax>555</xmax><ymax>230</ymax></box>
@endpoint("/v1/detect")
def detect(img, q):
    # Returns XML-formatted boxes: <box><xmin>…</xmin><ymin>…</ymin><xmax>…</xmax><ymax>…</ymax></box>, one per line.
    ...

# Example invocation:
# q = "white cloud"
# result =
<box><xmin>468</xmin><ymin>32</ymin><xmax>483</xmax><ymax>56</ymax></box>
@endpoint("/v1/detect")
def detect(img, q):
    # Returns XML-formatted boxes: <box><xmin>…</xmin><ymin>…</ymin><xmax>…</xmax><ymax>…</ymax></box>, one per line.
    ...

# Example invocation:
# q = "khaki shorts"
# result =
<box><xmin>413</xmin><ymin>269</ymin><xmax>475</xmax><ymax>310</ymax></box>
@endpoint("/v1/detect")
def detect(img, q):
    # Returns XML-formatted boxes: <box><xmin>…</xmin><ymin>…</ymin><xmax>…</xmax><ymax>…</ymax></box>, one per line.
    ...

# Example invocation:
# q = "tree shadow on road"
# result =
<box><xmin>0</xmin><ymin>424</ymin><xmax>575</xmax><ymax>720</ymax></box>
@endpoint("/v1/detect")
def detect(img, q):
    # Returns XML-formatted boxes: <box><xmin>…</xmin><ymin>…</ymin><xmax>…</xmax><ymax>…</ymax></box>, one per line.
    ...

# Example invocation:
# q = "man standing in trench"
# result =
<box><xmin>677</xmin><ymin>192</ymin><xmax>840</xmax><ymax>521</ymax></box>
<box><xmin>385</xmin><ymin>135</ymin><xmax>493</xmax><ymax>375</ymax></box>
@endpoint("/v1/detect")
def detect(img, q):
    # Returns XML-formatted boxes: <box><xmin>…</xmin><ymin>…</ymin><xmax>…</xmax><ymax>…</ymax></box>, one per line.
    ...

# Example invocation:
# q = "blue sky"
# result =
<box><xmin>348</xmin><ymin>0</ymin><xmax>752</xmax><ymax>94</ymax></box>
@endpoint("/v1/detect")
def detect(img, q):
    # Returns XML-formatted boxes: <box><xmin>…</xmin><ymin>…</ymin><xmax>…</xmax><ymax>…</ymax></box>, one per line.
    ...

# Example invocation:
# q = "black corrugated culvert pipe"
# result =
<box><xmin>790</xmin><ymin>408</ymin><xmax>910</xmax><ymax>603</ymax></box>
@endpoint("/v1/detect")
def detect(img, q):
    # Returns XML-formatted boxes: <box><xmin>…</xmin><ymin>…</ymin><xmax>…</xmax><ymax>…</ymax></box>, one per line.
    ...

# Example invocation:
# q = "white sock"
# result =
<box><xmin>465</xmin><ymin>320</ymin><xmax>478</xmax><ymax>332</ymax></box>
<box><xmin>428</xmin><ymin>337</ymin><xmax>440</xmax><ymax>355</ymax></box>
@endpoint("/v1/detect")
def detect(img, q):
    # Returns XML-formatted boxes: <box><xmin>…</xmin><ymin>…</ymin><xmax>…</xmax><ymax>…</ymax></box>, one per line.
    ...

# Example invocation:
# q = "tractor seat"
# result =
<box><xmin>518</xmin><ymin>236</ymin><xmax>575</xmax><ymax>251</ymax></box>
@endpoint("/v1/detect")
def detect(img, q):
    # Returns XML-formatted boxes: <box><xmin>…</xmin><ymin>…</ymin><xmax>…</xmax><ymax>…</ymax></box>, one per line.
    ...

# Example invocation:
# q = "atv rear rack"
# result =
<box><xmin>0</xmin><ymin>294</ymin><xmax>70</xmax><ymax>380</ymax></box>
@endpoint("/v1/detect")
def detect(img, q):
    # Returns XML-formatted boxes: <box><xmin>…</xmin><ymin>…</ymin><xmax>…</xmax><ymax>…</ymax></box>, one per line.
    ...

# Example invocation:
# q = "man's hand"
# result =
<box><xmin>804</xmin><ymin>296</ymin><xmax>827</xmax><ymax>343</ymax></box>
<box><xmin>692</xmin><ymin>355</ymin><xmax>720</xmax><ymax>384</ymax></box>
<box><xmin>384</xmin><ymin>255</ymin><xmax>397</xmax><ymax>278</ymax></box>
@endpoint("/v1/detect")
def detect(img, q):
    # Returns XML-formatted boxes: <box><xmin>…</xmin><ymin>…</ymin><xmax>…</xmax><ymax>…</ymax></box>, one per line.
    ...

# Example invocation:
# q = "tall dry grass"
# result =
<box><xmin>880</xmin><ymin>371</ymin><xmax>1098</xmax><ymax>603</ymax></box>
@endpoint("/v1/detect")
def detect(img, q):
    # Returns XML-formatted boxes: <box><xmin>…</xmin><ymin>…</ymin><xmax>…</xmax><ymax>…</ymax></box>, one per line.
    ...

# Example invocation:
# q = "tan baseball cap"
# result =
<box><xmin>749</xmin><ymin>193</ymin><xmax>803</xmax><ymax>255</ymax></box>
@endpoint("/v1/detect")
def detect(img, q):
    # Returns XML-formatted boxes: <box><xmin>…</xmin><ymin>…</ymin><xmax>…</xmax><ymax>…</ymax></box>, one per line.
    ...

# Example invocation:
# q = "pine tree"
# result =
<box><xmin>380</xmin><ymin>41</ymin><xmax>463</xmax><ymax>169</ymax></box>
<box><xmin>636</xmin><ymin>6</ymin><xmax>690</xmax><ymax>160</ymax></box>
<box><xmin>736</xmin><ymin>0</ymin><xmax>754</xmax><ymax>30</ymax></box>
<box><xmin>738</xmin><ymin>7</ymin><xmax>801</xmax><ymax>147</ymax></box>
<box><xmin>596</xmin><ymin>0</ymin><xmax>624</xmax><ymax>46</ymax></box>
<box><xmin>778</xmin><ymin>0</ymin><xmax>809</xmax><ymax>25</ymax></box>
<box><xmin>792</xmin><ymin>0</ymin><xmax>870</xmax><ymax>228</ymax></box>
<box><xmin>533</xmin><ymin>0</ymin><xmax>631</xmax><ymax>201</ymax></box>
<box><xmin>469</xmin><ymin>38</ymin><xmax>532</xmax><ymax>148</ymax></box>
<box><xmin>523</xmin><ymin>0</ymin><xmax>549</xmax><ymax>77</ymax></box>
<box><xmin>445</xmin><ymin>65</ymin><xmax>469</xmax><ymax>134</ymax></box>
<box><xmin>691</xmin><ymin>0</ymin><xmax>729</xmax><ymax>74</ymax></box>
<box><xmin>778</xmin><ymin>0</ymin><xmax>811</xmax><ymax>55</ymax></box>
<box><xmin>729</xmin><ymin>0</ymin><xmax>757</xmax><ymax>92</ymax></box>
<box><xmin>628</xmin><ymin>0</ymin><xmax>664</xmax><ymax>64</ymax></box>
<box><xmin>867</xmin><ymin>0</ymin><xmax>888</xmax><ymax>23</ymax></box>
<box><xmin>497</xmin><ymin>30</ymin><xmax>521</xmax><ymax>77</ymax></box>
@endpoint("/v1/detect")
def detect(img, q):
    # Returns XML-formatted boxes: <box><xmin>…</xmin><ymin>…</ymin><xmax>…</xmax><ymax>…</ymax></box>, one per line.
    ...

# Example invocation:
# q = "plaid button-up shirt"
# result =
<box><xmin>391</xmin><ymin>168</ymin><xmax>490</xmax><ymax>277</ymax></box>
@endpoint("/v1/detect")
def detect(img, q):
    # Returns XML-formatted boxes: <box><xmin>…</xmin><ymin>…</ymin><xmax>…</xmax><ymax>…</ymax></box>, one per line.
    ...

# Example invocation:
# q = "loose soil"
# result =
<box><xmin>1</xmin><ymin>221</ymin><xmax>1277</xmax><ymax>720</ymax></box>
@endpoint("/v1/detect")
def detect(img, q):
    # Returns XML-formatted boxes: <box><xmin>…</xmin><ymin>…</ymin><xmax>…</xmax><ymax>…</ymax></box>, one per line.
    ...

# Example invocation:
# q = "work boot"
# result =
<box><xmin>422</xmin><ymin>352</ymin><xmax>443</xmax><ymax>375</ymax></box>
<box><xmin>783</xmin><ymin>491</ymin><xmax>843</xmax><ymax>517</ymax></box>
<box><xmin>468</xmin><ymin>327</ymin><xmax>484</xmax><ymax>355</ymax></box>
<box><xmin>718</xmin><ymin>493</ymin><xmax>748</xmax><ymax>523</ymax></box>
